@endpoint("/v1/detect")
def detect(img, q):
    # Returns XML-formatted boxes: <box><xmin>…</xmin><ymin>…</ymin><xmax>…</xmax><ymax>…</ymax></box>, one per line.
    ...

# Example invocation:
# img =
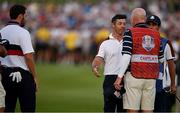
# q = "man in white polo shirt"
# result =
<box><xmin>0</xmin><ymin>4</ymin><xmax>38</xmax><ymax>112</ymax></box>
<box><xmin>92</xmin><ymin>14</ymin><xmax>127</xmax><ymax>112</ymax></box>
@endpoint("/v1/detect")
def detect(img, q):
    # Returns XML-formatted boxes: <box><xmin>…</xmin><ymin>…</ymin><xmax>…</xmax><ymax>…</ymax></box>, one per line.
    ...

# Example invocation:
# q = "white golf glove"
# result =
<box><xmin>9</xmin><ymin>72</ymin><xmax>22</xmax><ymax>83</ymax></box>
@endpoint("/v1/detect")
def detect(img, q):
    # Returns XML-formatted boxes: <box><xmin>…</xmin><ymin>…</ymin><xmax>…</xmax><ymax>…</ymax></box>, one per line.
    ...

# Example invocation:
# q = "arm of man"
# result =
<box><xmin>24</xmin><ymin>53</ymin><xmax>38</xmax><ymax>90</ymax></box>
<box><xmin>24</xmin><ymin>53</ymin><xmax>37</xmax><ymax>79</ymax></box>
<box><xmin>0</xmin><ymin>45</ymin><xmax>7</xmax><ymax>57</ymax></box>
<box><xmin>114</xmin><ymin>54</ymin><xmax>131</xmax><ymax>90</ymax></box>
<box><xmin>92</xmin><ymin>41</ymin><xmax>106</xmax><ymax>77</ymax></box>
<box><xmin>92</xmin><ymin>56</ymin><xmax>104</xmax><ymax>77</ymax></box>
<box><xmin>165</xmin><ymin>41</ymin><xmax>176</xmax><ymax>94</ymax></box>
<box><xmin>167</xmin><ymin>59</ymin><xmax>176</xmax><ymax>93</ymax></box>
<box><xmin>20</xmin><ymin>30</ymin><xmax>38</xmax><ymax>88</ymax></box>
<box><xmin>114</xmin><ymin>29</ymin><xmax>132</xmax><ymax>90</ymax></box>
<box><xmin>0</xmin><ymin>33</ymin><xmax>7</xmax><ymax>57</ymax></box>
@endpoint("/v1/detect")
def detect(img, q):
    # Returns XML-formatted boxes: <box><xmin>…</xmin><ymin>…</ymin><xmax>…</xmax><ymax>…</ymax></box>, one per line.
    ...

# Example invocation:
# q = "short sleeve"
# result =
<box><xmin>19</xmin><ymin>30</ymin><xmax>34</xmax><ymax>54</ymax></box>
<box><xmin>165</xmin><ymin>42</ymin><xmax>175</xmax><ymax>60</ymax></box>
<box><xmin>96</xmin><ymin>42</ymin><xmax>106</xmax><ymax>59</ymax></box>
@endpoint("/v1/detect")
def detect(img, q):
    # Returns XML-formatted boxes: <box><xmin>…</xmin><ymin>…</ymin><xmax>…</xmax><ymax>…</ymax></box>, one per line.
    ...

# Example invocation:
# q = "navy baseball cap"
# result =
<box><xmin>146</xmin><ymin>15</ymin><xmax>161</xmax><ymax>27</ymax></box>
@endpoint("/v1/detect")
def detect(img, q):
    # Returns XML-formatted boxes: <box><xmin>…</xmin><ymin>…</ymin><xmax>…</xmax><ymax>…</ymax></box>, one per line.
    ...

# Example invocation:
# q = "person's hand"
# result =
<box><xmin>9</xmin><ymin>72</ymin><xmax>22</xmax><ymax>83</ymax></box>
<box><xmin>34</xmin><ymin>76</ymin><xmax>39</xmax><ymax>92</ymax></box>
<box><xmin>170</xmin><ymin>84</ymin><xmax>176</xmax><ymax>94</ymax></box>
<box><xmin>114</xmin><ymin>77</ymin><xmax>123</xmax><ymax>90</ymax></box>
<box><xmin>92</xmin><ymin>66</ymin><xmax>100</xmax><ymax>77</ymax></box>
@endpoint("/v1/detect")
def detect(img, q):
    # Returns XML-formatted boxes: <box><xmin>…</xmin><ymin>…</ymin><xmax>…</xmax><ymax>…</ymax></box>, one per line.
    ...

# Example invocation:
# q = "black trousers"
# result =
<box><xmin>1</xmin><ymin>67</ymin><xmax>36</xmax><ymax>113</ymax></box>
<box><xmin>154</xmin><ymin>90</ymin><xmax>175</xmax><ymax>112</ymax></box>
<box><xmin>103</xmin><ymin>75</ymin><xmax>124</xmax><ymax>113</ymax></box>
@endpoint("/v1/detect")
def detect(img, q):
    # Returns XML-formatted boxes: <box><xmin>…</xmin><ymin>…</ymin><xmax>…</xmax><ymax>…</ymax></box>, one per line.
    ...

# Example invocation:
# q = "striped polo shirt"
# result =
<box><xmin>0</xmin><ymin>21</ymin><xmax>34</xmax><ymax>71</ymax></box>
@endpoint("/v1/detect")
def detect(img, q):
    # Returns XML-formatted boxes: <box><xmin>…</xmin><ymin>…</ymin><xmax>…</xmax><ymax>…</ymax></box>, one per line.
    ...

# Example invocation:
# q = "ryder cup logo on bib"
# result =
<box><xmin>142</xmin><ymin>35</ymin><xmax>155</xmax><ymax>51</ymax></box>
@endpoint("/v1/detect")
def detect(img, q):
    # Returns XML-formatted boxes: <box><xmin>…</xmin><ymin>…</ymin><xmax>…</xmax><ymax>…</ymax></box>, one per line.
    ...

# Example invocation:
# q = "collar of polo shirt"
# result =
<box><xmin>109</xmin><ymin>33</ymin><xmax>115</xmax><ymax>39</ymax></box>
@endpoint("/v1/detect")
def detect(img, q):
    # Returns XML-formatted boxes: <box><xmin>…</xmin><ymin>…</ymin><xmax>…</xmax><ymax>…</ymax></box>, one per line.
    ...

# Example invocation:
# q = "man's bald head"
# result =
<box><xmin>130</xmin><ymin>8</ymin><xmax>146</xmax><ymax>26</ymax></box>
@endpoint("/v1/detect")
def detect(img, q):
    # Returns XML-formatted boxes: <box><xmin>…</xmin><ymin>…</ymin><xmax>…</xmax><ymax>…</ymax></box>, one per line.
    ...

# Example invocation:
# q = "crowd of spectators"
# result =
<box><xmin>0</xmin><ymin>0</ymin><xmax>180</xmax><ymax>64</ymax></box>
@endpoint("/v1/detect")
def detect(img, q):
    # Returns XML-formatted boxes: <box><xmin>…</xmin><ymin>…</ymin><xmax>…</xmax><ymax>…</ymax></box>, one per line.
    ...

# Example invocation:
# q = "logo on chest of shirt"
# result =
<box><xmin>142</xmin><ymin>35</ymin><xmax>155</xmax><ymax>51</ymax></box>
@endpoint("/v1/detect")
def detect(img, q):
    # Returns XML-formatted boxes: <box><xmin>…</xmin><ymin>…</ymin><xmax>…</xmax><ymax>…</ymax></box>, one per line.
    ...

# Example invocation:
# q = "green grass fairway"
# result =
<box><xmin>35</xmin><ymin>63</ymin><xmax>104</xmax><ymax>112</ymax></box>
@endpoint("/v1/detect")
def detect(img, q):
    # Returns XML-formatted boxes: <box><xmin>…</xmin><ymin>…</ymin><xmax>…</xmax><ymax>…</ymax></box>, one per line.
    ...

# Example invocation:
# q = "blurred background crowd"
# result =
<box><xmin>0</xmin><ymin>0</ymin><xmax>180</xmax><ymax>64</ymax></box>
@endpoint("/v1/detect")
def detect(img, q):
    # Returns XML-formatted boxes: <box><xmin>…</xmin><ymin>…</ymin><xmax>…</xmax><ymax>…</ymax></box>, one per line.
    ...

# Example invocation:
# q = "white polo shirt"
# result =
<box><xmin>0</xmin><ymin>24</ymin><xmax>34</xmax><ymax>71</ymax></box>
<box><xmin>96</xmin><ymin>33</ymin><xmax>123</xmax><ymax>75</ymax></box>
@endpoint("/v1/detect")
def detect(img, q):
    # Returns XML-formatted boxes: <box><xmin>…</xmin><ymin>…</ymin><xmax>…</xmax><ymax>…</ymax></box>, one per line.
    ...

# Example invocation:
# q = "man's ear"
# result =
<box><xmin>111</xmin><ymin>22</ymin><xmax>115</xmax><ymax>28</ymax></box>
<box><xmin>17</xmin><ymin>14</ymin><xmax>24</xmax><ymax>20</ymax></box>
